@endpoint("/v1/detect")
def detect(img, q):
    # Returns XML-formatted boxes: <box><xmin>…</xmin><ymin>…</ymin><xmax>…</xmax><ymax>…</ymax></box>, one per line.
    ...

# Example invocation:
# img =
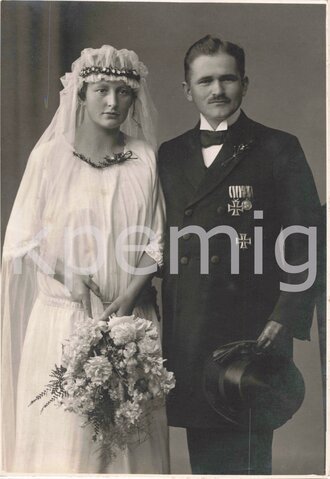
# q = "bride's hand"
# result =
<box><xmin>100</xmin><ymin>294</ymin><xmax>135</xmax><ymax>320</ymax></box>
<box><xmin>70</xmin><ymin>274</ymin><xmax>102</xmax><ymax>318</ymax></box>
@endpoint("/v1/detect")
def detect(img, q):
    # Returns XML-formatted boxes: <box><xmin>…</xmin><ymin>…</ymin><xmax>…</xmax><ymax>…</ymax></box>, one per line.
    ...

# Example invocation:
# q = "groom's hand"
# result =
<box><xmin>257</xmin><ymin>320</ymin><xmax>288</xmax><ymax>351</ymax></box>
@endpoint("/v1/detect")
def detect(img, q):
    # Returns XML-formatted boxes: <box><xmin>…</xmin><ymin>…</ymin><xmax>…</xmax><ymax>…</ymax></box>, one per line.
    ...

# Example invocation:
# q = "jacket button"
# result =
<box><xmin>217</xmin><ymin>206</ymin><xmax>225</xmax><ymax>214</ymax></box>
<box><xmin>210</xmin><ymin>255</ymin><xmax>220</xmax><ymax>264</ymax></box>
<box><xmin>183</xmin><ymin>233</ymin><xmax>191</xmax><ymax>240</ymax></box>
<box><xmin>180</xmin><ymin>256</ymin><xmax>189</xmax><ymax>265</ymax></box>
<box><xmin>184</xmin><ymin>208</ymin><xmax>193</xmax><ymax>217</ymax></box>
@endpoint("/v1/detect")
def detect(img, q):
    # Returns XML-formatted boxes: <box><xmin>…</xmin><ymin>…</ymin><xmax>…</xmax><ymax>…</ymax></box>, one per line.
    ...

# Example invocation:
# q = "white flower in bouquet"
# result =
<box><xmin>84</xmin><ymin>357</ymin><xmax>113</xmax><ymax>386</ymax></box>
<box><xmin>138</xmin><ymin>335</ymin><xmax>161</xmax><ymax>355</ymax></box>
<box><xmin>110</xmin><ymin>323</ymin><xmax>137</xmax><ymax>345</ymax></box>
<box><xmin>123</xmin><ymin>341</ymin><xmax>137</xmax><ymax>358</ymax></box>
<box><xmin>107</xmin><ymin>314</ymin><xmax>135</xmax><ymax>330</ymax></box>
<box><xmin>134</xmin><ymin>317</ymin><xmax>153</xmax><ymax>339</ymax></box>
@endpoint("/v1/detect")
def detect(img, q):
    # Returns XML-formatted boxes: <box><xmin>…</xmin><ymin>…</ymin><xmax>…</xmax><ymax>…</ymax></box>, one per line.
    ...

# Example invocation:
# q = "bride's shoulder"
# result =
<box><xmin>29</xmin><ymin>140</ymin><xmax>56</xmax><ymax>165</ymax></box>
<box><xmin>125</xmin><ymin>136</ymin><xmax>156</xmax><ymax>163</ymax></box>
<box><xmin>29</xmin><ymin>139</ymin><xmax>73</xmax><ymax>173</ymax></box>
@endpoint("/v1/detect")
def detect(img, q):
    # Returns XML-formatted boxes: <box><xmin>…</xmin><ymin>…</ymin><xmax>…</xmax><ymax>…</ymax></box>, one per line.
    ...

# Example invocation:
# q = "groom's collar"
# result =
<box><xmin>199</xmin><ymin>109</ymin><xmax>242</xmax><ymax>132</ymax></box>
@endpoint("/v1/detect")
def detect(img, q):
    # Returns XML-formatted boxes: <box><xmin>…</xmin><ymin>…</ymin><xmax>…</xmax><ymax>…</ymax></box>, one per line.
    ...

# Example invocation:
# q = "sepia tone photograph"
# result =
<box><xmin>1</xmin><ymin>1</ymin><xmax>327</xmax><ymax>476</ymax></box>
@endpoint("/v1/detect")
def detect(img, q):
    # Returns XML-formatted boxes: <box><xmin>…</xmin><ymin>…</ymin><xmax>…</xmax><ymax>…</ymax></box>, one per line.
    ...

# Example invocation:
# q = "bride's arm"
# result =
<box><xmin>99</xmin><ymin>252</ymin><xmax>157</xmax><ymax>318</ymax></box>
<box><xmin>100</xmin><ymin>145</ymin><xmax>165</xmax><ymax>319</ymax></box>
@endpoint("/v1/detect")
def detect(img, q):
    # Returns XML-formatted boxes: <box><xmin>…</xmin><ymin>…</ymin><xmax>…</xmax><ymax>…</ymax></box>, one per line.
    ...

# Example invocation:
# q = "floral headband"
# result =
<box><xmin>79</xmin><ymin>66</ymin><xmax>141</xmax><ymax>82</ymax></box>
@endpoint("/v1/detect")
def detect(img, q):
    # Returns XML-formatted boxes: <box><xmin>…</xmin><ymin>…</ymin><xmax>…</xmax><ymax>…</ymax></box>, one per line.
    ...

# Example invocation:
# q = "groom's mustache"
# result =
<box><xmin>208</xmin><ymin>96</ymin><xmax>231</xmax><ymax>104</ymax></box>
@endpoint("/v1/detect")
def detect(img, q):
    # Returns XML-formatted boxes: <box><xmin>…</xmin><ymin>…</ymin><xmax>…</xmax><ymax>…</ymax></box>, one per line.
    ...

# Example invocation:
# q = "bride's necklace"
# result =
<box><xmin>73</xmin><ymin>150</ymin><xmax>137</xmax><ymax>169</ymax></box>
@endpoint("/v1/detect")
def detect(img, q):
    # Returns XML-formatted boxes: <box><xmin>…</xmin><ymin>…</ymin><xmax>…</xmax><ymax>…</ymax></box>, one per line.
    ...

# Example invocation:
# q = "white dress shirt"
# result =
<box><xmin>200</xmin><ymin>109</ymin><xmax>241</xmax><ymax>168</ymax></box>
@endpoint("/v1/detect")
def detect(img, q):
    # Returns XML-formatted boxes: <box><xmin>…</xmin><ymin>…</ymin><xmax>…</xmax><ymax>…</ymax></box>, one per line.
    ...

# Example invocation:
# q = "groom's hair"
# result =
<box><xmin>184</xmin><ymin>35</ymin><xmax>245</xmax><ymax>82</ymax></box>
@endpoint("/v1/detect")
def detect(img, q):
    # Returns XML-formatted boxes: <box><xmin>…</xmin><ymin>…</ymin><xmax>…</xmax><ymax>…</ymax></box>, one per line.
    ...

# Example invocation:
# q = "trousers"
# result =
<box><xmin>186</xmin><ymin>427</ymin><xmax>273</xmax><ymax>475</ymax></box>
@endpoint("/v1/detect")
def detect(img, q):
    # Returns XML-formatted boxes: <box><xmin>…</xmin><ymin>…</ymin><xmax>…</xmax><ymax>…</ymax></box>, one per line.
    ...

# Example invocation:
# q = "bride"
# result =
<box><xmin>2</xmin><ymin>45</ymin><xmax>170</xmax><ymax>474</ymax></box>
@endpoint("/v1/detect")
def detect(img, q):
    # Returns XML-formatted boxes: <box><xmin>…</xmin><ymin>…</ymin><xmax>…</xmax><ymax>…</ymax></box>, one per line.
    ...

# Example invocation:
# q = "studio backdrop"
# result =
<box><xmin>1</xmin><ymin>1</ymin><xmax>326</xmax><ymax>475</ymax></box>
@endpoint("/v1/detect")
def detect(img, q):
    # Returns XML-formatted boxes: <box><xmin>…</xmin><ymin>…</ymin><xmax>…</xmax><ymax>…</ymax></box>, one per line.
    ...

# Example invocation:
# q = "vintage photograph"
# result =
<box><xmin>1</xmin><ymin>1</ymin><xmax>326</xmax><ymax>476</ymax></box>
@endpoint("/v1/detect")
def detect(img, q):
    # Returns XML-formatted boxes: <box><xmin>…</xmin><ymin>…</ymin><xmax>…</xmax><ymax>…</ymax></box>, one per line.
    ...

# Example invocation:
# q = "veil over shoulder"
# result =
<box><xmin>1</xmin><ymin>45</ymin><xmax>167</xmax><ymax>473</ymax></box>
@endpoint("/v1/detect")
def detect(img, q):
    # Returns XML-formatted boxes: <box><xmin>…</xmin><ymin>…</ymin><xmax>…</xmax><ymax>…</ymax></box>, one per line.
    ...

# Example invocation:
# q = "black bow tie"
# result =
<box><xmin>200</xmin><ymin>130</ymin><xmax>228</xmax><ymax>148</ymax></box>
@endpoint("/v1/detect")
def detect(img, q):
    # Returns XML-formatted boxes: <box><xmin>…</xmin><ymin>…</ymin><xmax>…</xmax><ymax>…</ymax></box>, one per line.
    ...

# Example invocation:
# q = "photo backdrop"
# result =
<box><xmin>2</xmin><ymin>2</ymin><xmax>326</xmax><ymax>474</ymax></box>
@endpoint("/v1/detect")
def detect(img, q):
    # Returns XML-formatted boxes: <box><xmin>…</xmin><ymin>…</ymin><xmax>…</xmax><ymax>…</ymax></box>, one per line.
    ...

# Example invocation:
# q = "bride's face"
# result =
<box><xmin>83</xmin><ymin>80</ymin><xmax>135</xmax><ymax>130</ymax></box>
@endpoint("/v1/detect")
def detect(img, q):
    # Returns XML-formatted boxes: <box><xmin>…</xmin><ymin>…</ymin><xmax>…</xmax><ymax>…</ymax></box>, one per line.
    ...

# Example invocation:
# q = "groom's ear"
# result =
<box><xmin>182</xmin><ymin>81</ymin><xmax>193</xmax><ymax>102</ymax></box>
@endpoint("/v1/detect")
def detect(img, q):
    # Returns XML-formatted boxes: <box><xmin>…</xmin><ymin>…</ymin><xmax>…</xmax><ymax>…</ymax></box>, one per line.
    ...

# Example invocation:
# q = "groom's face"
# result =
<box><xmin>183</xmin><ymin>52</ymin><xmax>248</xmax><ymax>129</ymax></box>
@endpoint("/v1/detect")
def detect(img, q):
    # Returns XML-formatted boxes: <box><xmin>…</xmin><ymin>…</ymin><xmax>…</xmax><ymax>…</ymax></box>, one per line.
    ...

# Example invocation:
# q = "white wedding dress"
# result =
<box><xmin>2</xmin><ymin>136</ymin><xmax>170</xmax><ymax>474</ymax></box>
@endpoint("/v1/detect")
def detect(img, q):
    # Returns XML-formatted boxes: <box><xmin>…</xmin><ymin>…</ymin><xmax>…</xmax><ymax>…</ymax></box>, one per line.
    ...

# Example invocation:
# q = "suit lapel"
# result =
<box><xmin>186</xmin><ymin>112</ymin><xmax>257</xmax><ymax>208</ymax></box>
<box><xmin>181</xmin><ymin>125</ymin><xmax>206</xmax><ymax>191</ymax></box>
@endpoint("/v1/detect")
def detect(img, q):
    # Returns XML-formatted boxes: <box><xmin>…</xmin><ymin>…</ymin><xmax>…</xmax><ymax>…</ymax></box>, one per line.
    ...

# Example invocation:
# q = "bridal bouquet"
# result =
<box><xmin>31</xmin><ymin>315</ymin><xmax>175</xmax><ymax>462</ymax></box>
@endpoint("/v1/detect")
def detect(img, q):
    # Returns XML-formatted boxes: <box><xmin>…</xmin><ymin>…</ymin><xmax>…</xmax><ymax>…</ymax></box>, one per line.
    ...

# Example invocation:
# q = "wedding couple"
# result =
<box><xmin>2</xmin><ymin>36</ymin><xmax>321</xmax><ymax>475</ymax></box>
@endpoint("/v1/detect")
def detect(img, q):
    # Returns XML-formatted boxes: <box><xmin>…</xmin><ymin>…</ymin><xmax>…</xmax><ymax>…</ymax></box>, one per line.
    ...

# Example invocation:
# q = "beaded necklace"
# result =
<box><xmin>73</xmin><ymin>150</ymin><xmax>137</xmax><ymax>169</ymax></box>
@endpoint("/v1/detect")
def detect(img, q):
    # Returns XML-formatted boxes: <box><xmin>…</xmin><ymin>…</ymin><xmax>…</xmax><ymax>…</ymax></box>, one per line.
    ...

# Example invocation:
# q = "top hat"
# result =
<box><xmin>203</xmin><ymin>340</ymin><xmax>305</xmax><ymax>430</ymax></box>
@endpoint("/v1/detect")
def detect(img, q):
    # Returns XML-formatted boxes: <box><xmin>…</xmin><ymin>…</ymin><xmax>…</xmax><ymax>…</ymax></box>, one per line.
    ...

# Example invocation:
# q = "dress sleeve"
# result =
<box><xmin>3</xmin><ymin>144</ymin><xmax>51</xmax><ymax>260</ymax></box>
<box><xmin>144</xmin><ymin>153</ymin><xmax>166</xmax><ymax>269</ymax></box>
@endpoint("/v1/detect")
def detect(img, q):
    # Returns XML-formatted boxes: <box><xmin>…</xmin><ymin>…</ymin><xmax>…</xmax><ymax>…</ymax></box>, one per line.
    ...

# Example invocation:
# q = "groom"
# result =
<box><xmin>158</xmin><ymin>35</ymin><xmax>321</xmax><ymax>474</ymax></box>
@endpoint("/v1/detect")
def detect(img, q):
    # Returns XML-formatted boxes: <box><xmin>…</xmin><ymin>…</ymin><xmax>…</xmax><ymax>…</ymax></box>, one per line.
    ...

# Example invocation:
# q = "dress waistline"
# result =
<box><xmin>37</xmin><ymin>292</ymin><xmax>85</xmax><ymax>310</ymax></box>
<box><xmin>37</xmin><ymin>285</ymin><xmax>157</xmax><ymax>313</ymax></box>
<box><xmin>37</xmin><ymin>292</ymin><xmax>114</xmax><ymax>311</ymax></box>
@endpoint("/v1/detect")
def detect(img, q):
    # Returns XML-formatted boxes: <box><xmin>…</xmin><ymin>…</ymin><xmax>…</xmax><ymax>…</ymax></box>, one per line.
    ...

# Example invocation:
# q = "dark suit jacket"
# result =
<box><xmin>158</xmin><ymin>111</ymin><xmax>321</xmax><ymax>429</ymax></box>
